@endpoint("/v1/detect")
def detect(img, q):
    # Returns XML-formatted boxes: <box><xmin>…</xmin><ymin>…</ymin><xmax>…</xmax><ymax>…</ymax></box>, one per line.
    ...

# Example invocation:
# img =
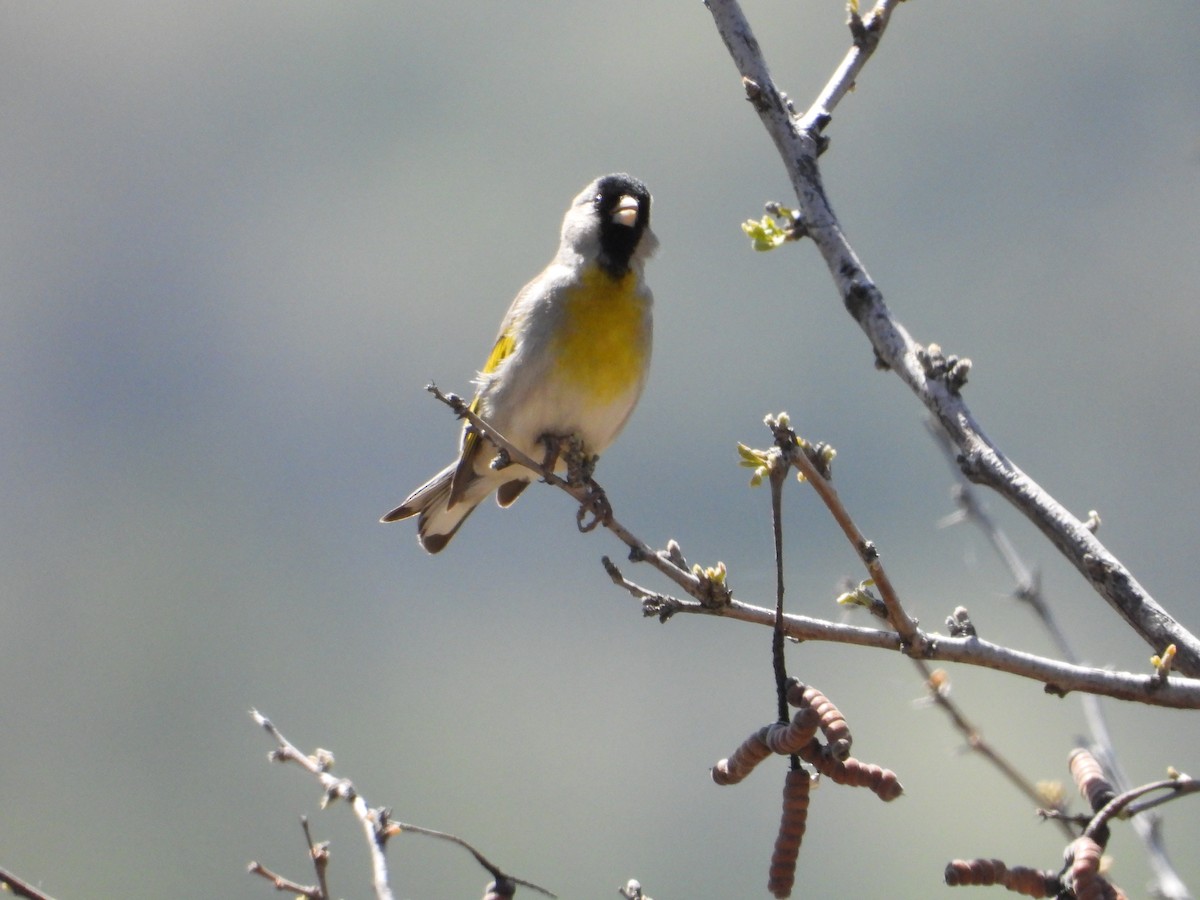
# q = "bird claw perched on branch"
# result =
<box><xmin>537</xmin><ymin>433</ymin><xmax>609</xmax><ymax>531</ymax></box>
<box><xmin>575</xmin><ymin>483</ymin><xmax>612</xmax><ymax>533</ymax></box>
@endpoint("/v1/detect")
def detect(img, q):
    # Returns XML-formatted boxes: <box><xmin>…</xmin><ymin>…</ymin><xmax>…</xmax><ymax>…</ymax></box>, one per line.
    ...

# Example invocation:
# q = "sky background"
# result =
<box><xmin>2</xmin><ymin>3</ymin><xmax>1199</xmax><ymax>898</ymax></box>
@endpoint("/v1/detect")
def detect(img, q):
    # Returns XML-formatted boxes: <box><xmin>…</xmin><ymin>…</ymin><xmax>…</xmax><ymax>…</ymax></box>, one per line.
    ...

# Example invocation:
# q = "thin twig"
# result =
<box><xmin>1085</xmin><ymin>775</ymin><xmax>1200</xmax><ymax>842</ymax></box>
<box><xmin>385</xmin><ymin>822</ymin><xmax>556</xmax><ymax>898</ymax></box>
<box><xmin>924</xmin><ymin>671</ymin><xmax>1076</xmax><ymax>840</ymax></box>
<box><xmin>247</xmin><ymin>817</ymin><xmax>331</xmax><ymax>898</ymax></box>
<box><xmin>301</xmin><ymin>817</ymin><xmax>332</xmax><ymax>899</ymax></box>
<box><xmin>250</xmin><ymin>710</ymin><xmax>555</xmax><ymax>900</ymax></box>
<box><xmin>769</xmin><ymin>448</ymin><xmax>790</xmax><ymax>724</ymax></box>
<box><xmin>251</xmin><ymin>709</ymin><xmax>394</xmax><ymax>900</ymax></box>
<box><xmin>598</xmin><ymin>558</ymin><xmax>1200</xmax><ymax>709</ymax></box>
<box><xmin>766</xmin><ymin>419</ymin><xmax>1083</xmax><ymax>832</ymax></box>
<box><xmin>807</xmin><ymin>0</ymin><xmax>905</xmax><ymax>125</ymax></box>
<box><xmin>0</xmin><ymin>867</ymin><xmax>57</xmax><ymax>900</ymax></box>
<box><xmin>775</xmin><ymin>425</ymin><xmax>923</xmax><ymax>651</ymax></box>
<box><xmin>248</xmin><ymin>860</ymin><xmax>323</xmax><ymax>899</ymax></box>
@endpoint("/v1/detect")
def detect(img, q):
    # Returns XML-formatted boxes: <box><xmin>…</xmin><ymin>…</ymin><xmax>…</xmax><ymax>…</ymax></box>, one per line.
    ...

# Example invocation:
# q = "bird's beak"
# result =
<box><xmin>612</xmin><ymin>194</ymin><xmax>639</xmax><ymax>228</ymax></box>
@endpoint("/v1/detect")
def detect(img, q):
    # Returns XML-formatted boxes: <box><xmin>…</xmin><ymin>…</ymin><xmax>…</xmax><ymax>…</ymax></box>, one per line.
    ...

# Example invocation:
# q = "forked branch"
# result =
<box><xmin>703</xmin><ymin>0</ymin><xmax>1200</xmax><ymax>675</ymax></box>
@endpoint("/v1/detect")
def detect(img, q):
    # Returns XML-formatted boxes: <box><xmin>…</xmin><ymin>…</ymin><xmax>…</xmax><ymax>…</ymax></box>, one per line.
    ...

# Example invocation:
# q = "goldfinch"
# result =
<box><xmin>382</xmin><ymin>173</ymin><xmax>657</xmax><ymax>553</ymax></box>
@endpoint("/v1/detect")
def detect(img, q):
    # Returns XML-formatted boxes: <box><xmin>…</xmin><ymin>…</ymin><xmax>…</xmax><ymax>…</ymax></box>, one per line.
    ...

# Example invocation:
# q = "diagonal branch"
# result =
<box><xmin>0</xmin><ymin>867</ymin><xmax>57</xmax><ymax>900</ymax></box>
<box><xmin>809</xmin><ymin>0</ymin><xmax>904</xmax><ymax>122</ymax></box>
<box><xmin>771</xmin><ymin>420</ymin><xmax>923</xmax><ymax>650</ymax></box>
<box><xmin>703</xmin><ymin>0</ymin><xmax>1200</xmax><ymax>675</ymax></box>
<box><xmin>930</xmin><ymin>422</ymin><xmax>1192</xmax><ymax>898</ymax></box>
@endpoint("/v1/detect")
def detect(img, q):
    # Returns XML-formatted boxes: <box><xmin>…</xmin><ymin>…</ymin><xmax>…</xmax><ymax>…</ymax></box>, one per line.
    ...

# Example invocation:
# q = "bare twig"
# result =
<box><xmin>768</xmin><ymin>444</ymin><xmax>790</xmax><ymax>725</ymax></box>
<box><xmin>248</xmin><ymin>859</ymin><xmax>323</xmax><ymax>899</ymax></box>
<box><xmin>383</xmin><ymin>822</ymin><xmax>556</xmax><ymax>898</ymax></box>
<box><xmin>250</xmin><ymin>710</ymin><xmax>555</xmax><ymax>900</ymax></box>
<box><xmin>771</xmin><ymin>418</ymin><xmax>923</xmax><ymax>651</ymax></box>
<box><xmin>300</xmin><ymin>817</ymin><xmax>332</xmax><ymax>900</ymax></box>
<box><xmin>601</xmin><ymin>573</ymin><xmax>1200</xmax><ymax>710</ymax></box>
<box><xmin>704</xmin><ymin>0</ymin><xmax>1200</xmax><ymax>675</ymax></box>
<box><xmin>809</xmin><ymin>0</ymin><xmax>904</xmax><ymax>124</ymax></box>
<box><xmin>1085</xmin><ymin>774</ymin><xmax>1200</xmax><ymax>842</ymax></box>
<box><xmin>0</xmin><ymin>867</ymin><xmax>57</xmax><ymax>900</ymax></box>
<box><xmin>778</xmin><ymin>418</ymin><xmax>1089</xmax><ymax>843</ymax></box>
<box><xmin>924</xmin><ymin>669</ymin><xmax>1076</xmax><ymax>840</ymax></box>
<box><xmin>248</xmin><ymin>817</ymin><xmax>331</xmax><ymax>898</ymax></box>
<box><xmin>766</xmin><ymin>417</ymin><xmax>1101</xmax><ymax>831</ymax></box>
<box><xmin>252</xmin><ymin>709</ymin><xmax>394</xmax><ymax>900</ymax></box>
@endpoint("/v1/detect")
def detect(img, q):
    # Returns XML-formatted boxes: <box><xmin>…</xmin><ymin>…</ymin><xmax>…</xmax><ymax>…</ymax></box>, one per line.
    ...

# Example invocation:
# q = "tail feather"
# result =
<box><xmin>495</xmin><ymin>478</ymin><xmax>530</xmax><ymax>507</ymax></box>
<box><xmin>415</xmin><ymin>509</ymin><xmax>475</xmax><ymax>554</ymax></box>
<box><xmin>381</xmin><ymin>462</ymin><xmax>487</xmax><ymax>554</ymax></box>
<box><xmin>383</xmin><ymin>446</ymin><xmax>538</xmax><ymax>551</ymax></box>
<box><xmin>386</xmin><ymin>460</ymin><xmax>513</xmax><ymax>554</ymax></box>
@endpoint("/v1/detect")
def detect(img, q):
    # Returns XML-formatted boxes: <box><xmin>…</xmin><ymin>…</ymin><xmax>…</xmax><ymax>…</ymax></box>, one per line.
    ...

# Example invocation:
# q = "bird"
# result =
<box><xmin>382</xmin><ymin>173</ymin><xmax>658</xmax><ymax>553</ymax></box>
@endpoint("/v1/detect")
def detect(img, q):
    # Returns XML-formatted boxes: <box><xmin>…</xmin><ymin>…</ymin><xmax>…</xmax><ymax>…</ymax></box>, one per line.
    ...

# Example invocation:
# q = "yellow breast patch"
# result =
<box><xmin>551</xmin><ymin>267</ymin><xmax>648</xmax><ymax>404</ymax></box>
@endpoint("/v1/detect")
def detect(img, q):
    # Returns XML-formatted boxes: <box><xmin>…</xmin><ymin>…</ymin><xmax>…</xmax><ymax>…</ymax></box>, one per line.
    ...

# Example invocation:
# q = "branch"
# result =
<box><xmin>248</xmin><ymin>859</ymin><xmax>323</xmax><ymax>899</ymax></box>
<box><xmin>769</xmin><ymin>417</ymin><xmax>1100</xmax><ymax>840</ymax></box>
<box><xmin>426</xmin><ymin>386</ymin><xmax>1200</xmax><ymax>710</ymax></box>
<box><xmin>932</xmin><ymin>422</ymin><xmax>1193</xmax><ymax>898</ymax></box>
<box><xmin>768</xmin><ymin>441</ymin><xmax>790</xmax><ymax>724</ymax></box>
<box><xmin>922</xmin><ymin>668</ymin><xmax>1076</xmax><ymax>840</ymax></box>
<box><xmin>252</xmin><ymin>709</ymin><xmax>395</xmax><ymax>900</ymax></box>
<box><xmin>250</xmin><ymin>710</ymin><xmax>555</xmax><ymax>900</ymax></box>
<box><xmin>1084</xmin><ymin>773</ymin><xmax>1200</xmax><ymax>843</ymax></box>
<box><xmin>604</xmin><ymin>568</ymin><xmax>1200</xmax><ymax>710</ymax></box>
<box><xmin>383</xmin><ymin>823</ymin><xmax>555</xmax><ymax>898</ymax></box>
<box><xmin>770</xmin><ymin>417</ymin><xmax>922</xmax><ymax>650</ymax></box>
<box><xmin>704</xmin><ymin>0</ymin><xmax>1200</xmax><ymax>676</ymax></box>
<box><xmin>249</xmin><ymin>817</ymin><xmax>330</xmax><ymax>899</ymax></box>
<box><xmin>426</xmin><ymin>385</ymin><xmax>728</xmax><ymax>607</ymax></box>
<box><xmin>0</xmin><ymin>867</ymin><xmax>57</xmax><ymax>900</ymax></box>
<box><xmin>740</xmin><ymin>416</ymin><xmax>1068</xmax><ymax>832</ymax></box>
<box><xmin>809</xmin><ymin>0</ymin><xmax>904</xmax><ymax>123</ymax></box>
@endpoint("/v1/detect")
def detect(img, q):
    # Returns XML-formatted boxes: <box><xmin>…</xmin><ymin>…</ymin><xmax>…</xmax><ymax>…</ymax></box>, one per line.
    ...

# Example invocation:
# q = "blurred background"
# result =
<box><xmin>2</xmin><ymin>2</ymin><xmax>1198</xmax><ymax>897</ymax></box>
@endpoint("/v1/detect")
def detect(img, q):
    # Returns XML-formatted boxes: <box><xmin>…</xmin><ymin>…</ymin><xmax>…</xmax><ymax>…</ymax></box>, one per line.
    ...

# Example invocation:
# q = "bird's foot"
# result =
<box><xmin>538</xmin><ymin>433</ymin><xmax>608</xmax><ymax>532</ymax></box>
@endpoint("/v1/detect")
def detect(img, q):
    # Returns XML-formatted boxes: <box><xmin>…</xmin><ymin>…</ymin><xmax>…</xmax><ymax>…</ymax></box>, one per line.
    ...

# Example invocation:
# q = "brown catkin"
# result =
<box><xmin>786</xmin><ymin>681</ymin><xmax>851</xmax><ymax>758</ymax></box>
<box><xmin>1004</xmin><ymin>865</ymin><xmax>1057</xmax><ymax>898</ymax></box>
<box><xmin>767</xmin><ymin>768</ymin><xmax>811</xmax><ymax>898</ymax></box>
<box><xmin>1066</xmin><ymin>835</ymin><xmax>1127</xmax><ymax>899</ymax></box>
<box><xmin>944</xmin><ymin>858</ymin><xmax>1007</xmax><ymax>887</ymax></box>
<box><xmin>765</xmin><ymin>706</ymin><xmax>821</xmax><ymax>755</ymax></box>
<box><xmin>943</xmin><ymin>859</ymin><xmax>1057</xmax><ymax>896</ymax></box>
<box><xmin>1068</xmin><ymin>748</ymin><xmax>1116</xmax><ymax>812</ymax></box>
<box><xmin>1068</xmin><ymin>837</ymin><xmax>1106</xmax><ymax>900</ymax></box>
<box><xmin>712</xmin><ymin>726</ymin><xmax>772</xmax><ymax>785</ymax></box>
<box><xmin>801</xmin><ymin>747</ymin><xmax>904</xmax><ymax>802</ymax></box>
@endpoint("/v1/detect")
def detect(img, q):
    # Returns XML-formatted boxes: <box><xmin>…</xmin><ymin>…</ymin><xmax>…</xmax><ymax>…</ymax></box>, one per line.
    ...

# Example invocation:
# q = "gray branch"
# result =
<box><xmin>704</xmin><ymin>0</ymin><xmax>1200</xmax><ymax>675</ymax></box>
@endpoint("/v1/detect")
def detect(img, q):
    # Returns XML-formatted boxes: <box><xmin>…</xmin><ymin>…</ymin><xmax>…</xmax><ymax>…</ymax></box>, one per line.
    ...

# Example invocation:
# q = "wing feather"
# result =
<box><xmin>448</xmin><ymin>328</ymin><xmax>518</xmax><ymax>506</ymax></box>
